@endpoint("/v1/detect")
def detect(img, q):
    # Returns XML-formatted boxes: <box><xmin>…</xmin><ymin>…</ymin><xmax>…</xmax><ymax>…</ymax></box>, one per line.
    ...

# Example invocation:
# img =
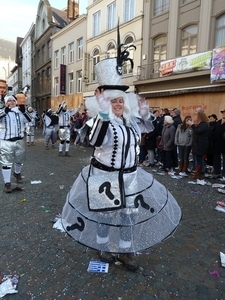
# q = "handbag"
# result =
<box><xmin>87</xmin><ymin>166</ymin><xmax>125</xmax><ymax>211</ymax></box>
<box><xmin>87</xmin><ymin>125</ymin><xmax>130</xmax><ymax>212</ymax></box>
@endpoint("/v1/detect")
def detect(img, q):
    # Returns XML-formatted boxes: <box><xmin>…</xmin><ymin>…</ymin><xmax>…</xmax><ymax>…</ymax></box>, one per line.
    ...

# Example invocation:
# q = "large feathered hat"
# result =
<box><xmin>94</xmin><ymin>20</ymin><xmax>136</xmax><ymax>92</ymax></box>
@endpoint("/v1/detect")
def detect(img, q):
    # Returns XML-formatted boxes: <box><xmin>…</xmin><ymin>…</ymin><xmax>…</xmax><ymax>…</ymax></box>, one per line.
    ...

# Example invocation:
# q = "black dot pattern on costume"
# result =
<box><xmin>111</xmin><ymin>124</ymin><xmax>118</xmax><ymax>167</ymax></box>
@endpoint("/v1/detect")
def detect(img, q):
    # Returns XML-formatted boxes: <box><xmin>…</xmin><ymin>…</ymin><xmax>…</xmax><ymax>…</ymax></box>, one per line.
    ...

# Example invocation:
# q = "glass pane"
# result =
<box><xmin>182</xmin><ymin>25</ymin><xmax>198</xmax><ymax>38</ymax></box>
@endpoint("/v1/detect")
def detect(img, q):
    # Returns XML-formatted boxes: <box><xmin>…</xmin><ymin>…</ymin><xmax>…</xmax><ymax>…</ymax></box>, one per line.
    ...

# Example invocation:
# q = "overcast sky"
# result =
<box><xmin>0</xmin><ymin>0</ymin><xmax>88</xmax><ymax>42</ymax></box>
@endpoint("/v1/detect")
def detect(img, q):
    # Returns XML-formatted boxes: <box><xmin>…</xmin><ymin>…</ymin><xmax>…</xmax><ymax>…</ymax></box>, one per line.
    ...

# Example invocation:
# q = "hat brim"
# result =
<box><xmin>98</xmin><ymin>85</ymin><xmax>129</xmax><ymax>92</ymax></box>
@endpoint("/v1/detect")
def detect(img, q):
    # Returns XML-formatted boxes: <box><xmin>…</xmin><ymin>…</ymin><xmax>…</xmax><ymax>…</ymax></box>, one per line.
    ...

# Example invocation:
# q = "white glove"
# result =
<box><xmin>139</xmin><ymin>98</ymin><xmax>149</xmax><ymax>118</ymax></box>
<box><xmin>96</xmin><ymin>93</ymin><xmax>110</xmax><ymax>114</ymax></box>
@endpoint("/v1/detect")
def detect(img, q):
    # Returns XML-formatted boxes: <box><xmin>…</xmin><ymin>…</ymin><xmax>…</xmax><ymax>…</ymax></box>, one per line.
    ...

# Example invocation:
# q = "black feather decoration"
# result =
<box><xmin>116</xmin><ymin>19</ymin><xmax>136</xmax><ymax>75</ymax></box>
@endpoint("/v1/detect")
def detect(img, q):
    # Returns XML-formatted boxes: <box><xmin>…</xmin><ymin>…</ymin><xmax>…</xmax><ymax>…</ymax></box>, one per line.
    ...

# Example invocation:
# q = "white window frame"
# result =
<box><xmin>48</xmin><ymin>41</ymin><xmax>51</xmax><ymax>59</ymax></box>
<box><xmin>68</xmin><ymin>72</ymin><xmax>74</xmax><ymax>94</ymax></box>
<box><xmin>92</xmin><ymin>49</ymin><xmax>100</xmax><ymax>81</ymax></box>
<box><xmin>77</xmin><ymin>70</ymin><xmax>82</xmax><ymax>93</ymax></box>
<box><xmin>69</xmin><ymin>42</ymin><xmax>75</xmax><ymax>63</ymax></box>
<box><xmin>215</xmin><ymin>14</ymin><xmax>225</xmax><ymax>48</ymax></box>
<box><xmin>61</xmin><ymin>46</ymin><xmax>66</xmax><ymax>65</ymax></box>
<box><xmin>107</xmin><ymin>2</ymin><xmax>116</xmax><ymax>30</ymax></box>
<box><xmin>154</xmin><ymin>0</ymin><xmax>169</xmax><ymax>16</ymax></box>
<box><xmin>181</xmin><ymin>25</ymin><xmax>198</xmax><ymax>56</ymax></box>
<box><xmin>124</xmin><ymin>0</ymin><xmax>135</xmax><ymax>22</ymax></box>
<box><xmin>77</xmin><ymin>38</ymin><xmax>83</xmax><ymax>60</ymax></box>
<box><xmin>54</xmin><ymin>77</ymin><xmax>58</xmax><ymax>96</ymax></box>
<box><xmin>153</xmin><ymin>35</ymin><xmax>167</xmax><ymax>73</ymax></box>
<box><xmin>93</xmin><ymin>11</ymin><xmax>101</xmax><ymax>37</ymax></box>
<box><xmin>54</xmin><ymin>50</ymin><xmax>59</xmax><ymax>69</ymax></box>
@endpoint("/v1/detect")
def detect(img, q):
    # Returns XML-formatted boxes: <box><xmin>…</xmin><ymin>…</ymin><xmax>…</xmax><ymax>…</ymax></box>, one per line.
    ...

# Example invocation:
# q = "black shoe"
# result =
<box><xmin>4</xmin><ymin>182</ymin><xmax>12</xmax><ymax>193</ymax></box>
<box><xmin>65</xmin><ymin>151</ymin><xmax>70</xmax><ymax>157</ymax></box>
<box><xmin>117</xmin><ymin>253</ymin><xmax>139</xmax><ymax>271</ymax></box>
<box><xmin>58</xmin><ymin>151</ymin><xmax>63</xmax><ymax>156</ymax></box>
<box><xmin>13</xmin><ymin>172</ymin><xmax>23</xmax><ymax>184</ymax></box>
<box><xmin>98</xmin><ymin>251</ymin><xmax>114</xmax><ymax>263</ymax></box>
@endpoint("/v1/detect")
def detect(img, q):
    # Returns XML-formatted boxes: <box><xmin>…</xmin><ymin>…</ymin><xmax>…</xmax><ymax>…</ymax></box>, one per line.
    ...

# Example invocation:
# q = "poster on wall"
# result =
<box><xmin>210</xmin><ymin>47</ymin><xmax>225</xmax><ymax>83</ymax></box>
<box><xmin>159</xmin><ymin>51</ymin><xmax>212</xmax><ymax>77</ymax></box>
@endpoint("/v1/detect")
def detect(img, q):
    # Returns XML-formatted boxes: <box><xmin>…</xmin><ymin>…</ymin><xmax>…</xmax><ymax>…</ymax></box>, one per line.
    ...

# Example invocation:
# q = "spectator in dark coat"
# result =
<box><xmin>171</xmin><ymin>108</ymin><xmax>182</xmax><ymax>168</ymax></box>
<box><xmin>145</xmin><ymin>118</ymin><xmax>160</xmax><ymax>166</ymax></box>
<box><xmin>207</xmin><ymin>114</ymin><xmax>217</xmax><ymax>167</ymax></box>
<box><xmin>212</xmin><ymin>110</ymin><xmax>225</xmax><ymax>178</ymax></box>
<box><xmin>187</xmin><ymin>111</ymin><xmax>209</xmax><ymax>179</ymax></box>
<box><xmin>161</xmin><ymin>115</ymin><xmax>176</xmax><ymax>172</ymax></box>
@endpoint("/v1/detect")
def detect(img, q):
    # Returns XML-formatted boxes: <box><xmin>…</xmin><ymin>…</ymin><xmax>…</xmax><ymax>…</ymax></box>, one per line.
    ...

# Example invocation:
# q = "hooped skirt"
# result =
<box><xmin>61</xmin><ymin>166</ymin><xmax>182</xmax><ymax>253</ymax></box>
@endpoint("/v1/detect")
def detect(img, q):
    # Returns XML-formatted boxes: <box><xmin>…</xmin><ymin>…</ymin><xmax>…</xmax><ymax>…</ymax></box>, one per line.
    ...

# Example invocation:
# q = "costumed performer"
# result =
<box><xmin>61</xmin><ymin>26</ymin><xmax>182</xmax><ymax>271</ymax></box>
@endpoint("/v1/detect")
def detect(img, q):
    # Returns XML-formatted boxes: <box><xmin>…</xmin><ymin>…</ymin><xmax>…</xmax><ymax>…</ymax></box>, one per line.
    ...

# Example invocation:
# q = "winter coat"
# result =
<box><xmin>175</xmin><ymin>125</ymin><xmax>193</xmax><ymax>146</ymax></box>
<box><xmin>173</xmin><ymin>115</ymin><xmax>182</xmax><ymax>129</ymax></box>
<box><xmin>207</xmin><ymin>121</ymin><xmax>217</xmax><ymax>154</ymax></box>
<box><xmin>191</xmin><ymin>122</ymin><xmax>209</xmax><ymax>156</ymax></box>
<box><xmin>161</xmin><ymin>124</ymin><xmax>176</xmax><ymax>151</ymax></box>
<box><xmin>213</xmin><ymin>120</ymin><xmax>225</xmax><ymax>153</ymax></box>
<box><xmin>145</xmin><ymin>119</ymin><xmax>159</xmax><ymax>150</ymax></box>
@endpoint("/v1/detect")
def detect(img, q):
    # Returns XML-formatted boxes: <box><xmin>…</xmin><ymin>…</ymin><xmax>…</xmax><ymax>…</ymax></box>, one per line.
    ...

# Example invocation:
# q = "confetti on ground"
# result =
<box><xmin>31</xmin><ymin>180</ymin><xmax>42</xmax><ymax>184</ymax></box>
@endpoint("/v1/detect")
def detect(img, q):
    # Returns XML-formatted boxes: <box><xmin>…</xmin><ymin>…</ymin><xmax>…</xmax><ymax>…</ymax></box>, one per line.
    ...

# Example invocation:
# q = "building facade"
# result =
<box><xmin>51</xmin><ymin>13</ymin><xmax>87</xmax><ymax>110</ymax></box>
<box><xmin>134</xmin><ymin>0</ymin><xmax>225</xmax><ymax>117</ymax></box>
<box><xmin>31</xmin><ymin>0</ymin><xmax>70</xmax><ymax>114</ymax></box>
<box><xmin>82</xmin><ymin>0</ymin><xmax>144</xmax><ymax>98</ymax></box>
<box><xmin>0</xmin><ymin>38</ymin><xmax>16</xmax><ymax>83</ymax></box>
<box><xmin>20</xmin><ymin>24</ymin><xmax>35</xmax><ymax>107</ymax></box>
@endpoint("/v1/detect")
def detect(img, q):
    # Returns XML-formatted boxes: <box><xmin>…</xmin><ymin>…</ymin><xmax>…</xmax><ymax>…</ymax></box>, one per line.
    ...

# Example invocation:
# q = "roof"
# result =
<box><xmin>51</xmin><ymin>7</ymin><xmax>68</xmax><ymax>28</ymax></box>
<box><xmin>0</xmin><ymin>38</ymin><xmax>16</xmax><ymax>60</ymax></box>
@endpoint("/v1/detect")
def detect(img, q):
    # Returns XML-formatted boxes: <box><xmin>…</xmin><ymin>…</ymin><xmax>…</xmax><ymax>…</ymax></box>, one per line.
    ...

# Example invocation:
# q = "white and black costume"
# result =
<box><xmin>0</xmin><ymin>95</ymin><xmax>31</xmax><ymax>189</ymax></box>
<box><xmin>43</xmin><ymin>109</ymin><xmax>59</xmax><ymax>149</ymax></box>
<box><xmin>25</xmin><ymin>107</ymin><xmax>38</xmax><ymax>145</ymax></box>
<box><xmin>61</xmin><ymin>89</ymin><xmax>182</xmax><ymax>254</ymax></box>
<box><xmin>56</xmin><ymin>102</ymin><xmax>81</xmax><ymax>156</ymax></box>
<box><xmin>61</xmin><ymin>32</ymin><xmax>181</xmax><ymax>259</ymax></box>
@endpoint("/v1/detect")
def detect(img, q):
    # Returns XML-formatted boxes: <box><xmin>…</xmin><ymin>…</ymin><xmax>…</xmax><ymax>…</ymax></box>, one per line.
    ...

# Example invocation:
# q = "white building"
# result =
<box><xmin>20</xmin><ymin>23</ymin><xmax>35</xmax><ymax>107</ymax></box>
<box><xmin>51</xmin><ymin>13</ymin><xmax>87</xmax><ymax>109</ymax></box>
<box><xmin>82</xmin><ymin>0</ymin><xmax>144</xmax><ymax>97</ymax></box>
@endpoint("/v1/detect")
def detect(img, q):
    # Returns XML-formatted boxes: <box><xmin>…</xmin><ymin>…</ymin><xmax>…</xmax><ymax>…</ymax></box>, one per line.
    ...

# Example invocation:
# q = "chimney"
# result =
<box><xmin>67</xmin><ymin>0</ymin><xmax>79</xmax><ymax>22</ymax></box>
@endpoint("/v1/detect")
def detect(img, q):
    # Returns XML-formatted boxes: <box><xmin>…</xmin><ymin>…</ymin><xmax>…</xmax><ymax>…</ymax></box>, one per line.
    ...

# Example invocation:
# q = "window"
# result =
<box><xmin>47</xmin><ymin>41</ymin><xmax>51</xmax><ymax>59</ymax></box>
<box><xmin>77</xmin><ymin>70</ymin><xmax>82</xmax><ymax>93</ymax></box>
<box><xmin>181</xmin><ymin>25</ymin><xmax>197</xmax><ymax>56</ymax></box>
<box><xmin>37</xmin><ymin>50</ymin><xmax>40</xmax><ymax>66</ymax></box>
<box><xmin>124</xmin><ymin>0</ymin><xmax>135</xmax><ymax>22</ymax></box>
<box><xmin>68</xmin><ymin>72</ymin><xmax>74</xmax><ymax>94</ymax></box>
<box><xmin>182</xmin><ymin>0</ymin><xmax>192</xmax><ymax>3</ymax></box>
<box><xmin>77</xmin><ymin>38</ymin><xmax>83</xmax><ymax>60</ymax></box>
<box><xmin>154</xmin><ymin>0</ymin><xmax>169</xmax><ymax>16</ymax></box>
<box><xmin>54</xmin><ymin>50</ymin><xmax>59</xmax><ymax>69</ymax></box>
<box><xmin>69</xmin><ymin>42</ymin><xmax>74</xmax><ymax>63</ymax></box>
<box><xmin>47</xmin><ymin>67</ymin><xmax>51</xmax><ymax>90</ymax></box>
<box><xmin>54</xmin><ymin>77</ymin><xmax>58</xmax><ymax>96</ymax></box>
<box><xmin>61</xmin><ymin>46</ymin><xmax>66</xmax><ymax>65</ymax></box>
<box><xmin>122</xmin><ymin>37</ymin><xmax>134</xmax><ymax>75</ymax></box>
<box><xmin>93</xmin><ymin>11</ymin><xmax>101</xmax><ymax>37</ymax></box>
<box><xmin>42</xmin><ymin>45</ymin><xmax>45</xmax><ymax>64</ymax></box>
<box><xmin>215</xmin><ymin>14</ymin><xmax>225</xmax><ymax>48</ymax></box>
<box><xmin>92</xmin><ymin>49</ymin><xmax>100</xmax><ymax>81</ymax></box>
<box><xmin>153</xmin><ymin>35</ymin><xmax>167</xmax><ymax>73</ymax></box>
<box><xmin>106</xmin><ymin>42</ymin><xmax>116</xmax><ymax>58</ymax></box>
<box><xmin>107</xmin><ymin>2</ymin><xmax>116</xmax><ymax>30</ymax></box>
<box><xmin>42</xmin><ymin>70</ymin><xmax>45</xmax><ymax>91</ymax></box>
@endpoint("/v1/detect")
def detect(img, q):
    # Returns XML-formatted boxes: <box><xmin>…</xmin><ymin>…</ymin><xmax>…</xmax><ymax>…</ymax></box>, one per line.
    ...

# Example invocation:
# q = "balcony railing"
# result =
<box><xmin>137</xmin><ymin>62</ymin><xmax>161</xmax><ymax>81</ymax></box>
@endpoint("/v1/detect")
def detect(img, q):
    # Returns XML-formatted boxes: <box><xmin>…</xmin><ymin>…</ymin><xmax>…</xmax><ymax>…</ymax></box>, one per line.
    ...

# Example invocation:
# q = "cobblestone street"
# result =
<box><xmin>0</xmin><ymin>129</ymin><xmax>224</xmax><ymax>300</ymax></box>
